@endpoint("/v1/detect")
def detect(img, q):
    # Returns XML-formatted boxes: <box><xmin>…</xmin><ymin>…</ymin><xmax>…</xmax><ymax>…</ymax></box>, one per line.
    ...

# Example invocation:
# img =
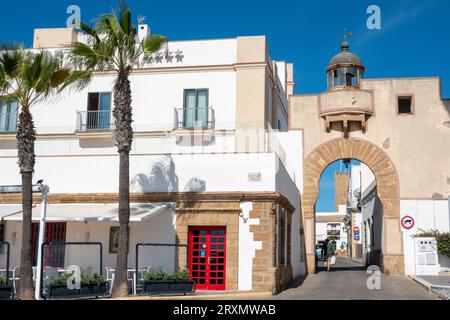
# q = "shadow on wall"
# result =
<box><xmin>131</xmin><ymin>156</ymin><xmax>179</xmax><ymax>193</ymax></box>
<box><xmin>130</xmin><ymin>155</ymin><xmax>207</xmax><ymax>193</ymax></box>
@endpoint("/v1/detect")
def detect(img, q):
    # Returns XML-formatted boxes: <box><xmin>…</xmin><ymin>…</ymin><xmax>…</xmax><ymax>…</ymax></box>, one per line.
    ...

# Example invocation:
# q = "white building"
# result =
<box><xmin>316</xmin><ymin>205</ymin><xmax>348</xmax><ymax>254</ymax></box>
<box><xmin>351</xmin><ymin>163</ymin><xmax>450</xmax><ymax>274</ymax></box>
<box><xmin>0</xmin><ymin>26</ymin><xmax>306</xmax><ymax>293</ymax></box>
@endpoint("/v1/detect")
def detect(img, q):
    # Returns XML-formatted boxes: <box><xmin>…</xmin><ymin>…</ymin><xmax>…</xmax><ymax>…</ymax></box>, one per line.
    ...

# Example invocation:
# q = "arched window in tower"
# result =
<box><xmin>345</xmin><ymin>73</ymin><xmax>353</xmax><ymax>86</ymax></box>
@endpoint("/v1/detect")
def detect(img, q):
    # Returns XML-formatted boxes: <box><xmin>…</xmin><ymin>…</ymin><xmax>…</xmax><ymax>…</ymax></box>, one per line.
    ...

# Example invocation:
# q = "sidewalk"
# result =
<box><xmin>109</xmin><ymin>291</ymin><xmax>273</xmax><ymax>300</ymax></box>
<box><xmin>409</xmin><ymin>275</ymin><xmax>450</xmax><ymax>300</ymax></box>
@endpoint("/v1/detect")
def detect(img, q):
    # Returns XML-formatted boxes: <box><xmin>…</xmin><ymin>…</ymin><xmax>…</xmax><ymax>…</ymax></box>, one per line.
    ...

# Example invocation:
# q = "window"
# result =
<box><xmin>397</xmin><ymin>96</ymin><xmax>413</xmax><ymax>114</ymax></box>
<box><xmin>0</xmin><ymin>100</ymin><xmax>18</xmax><ymax>132</ymax></box>
<box><xmin>87</xmin><ymin>92</ymin><xmax>112</xmax><ymax>130</ymax></box>
<box><xmin>183</xmin><ymin>89</ymin><xmax>209</xmax><ymax>128</ymax></box>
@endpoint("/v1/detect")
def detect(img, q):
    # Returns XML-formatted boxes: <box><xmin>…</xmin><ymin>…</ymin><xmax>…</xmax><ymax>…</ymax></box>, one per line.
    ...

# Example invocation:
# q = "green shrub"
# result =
<box><xmin>51</xmin><ymin>272</ymin><xmax>105</xmax><ymax>286</ymax></box>
<box><xmin>414</xmin><ymin>231</ymin><xmax>450</xmax><ymax>258</ymax></box>
<box><xmin>0</xmin><ymin>276</ymin><xmax>7</xmax><ymax>286</ymax></box>
<box><xmin>144</xmin><ymin>269</ymin><xmax>190</xmax><ymax>281</ymax></box>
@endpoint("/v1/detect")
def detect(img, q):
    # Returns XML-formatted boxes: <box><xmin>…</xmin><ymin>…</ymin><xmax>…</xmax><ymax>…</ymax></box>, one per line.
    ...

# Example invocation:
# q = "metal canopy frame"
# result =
<box><xmin>39</xmin><ymin>241</ymin><xmax>103</xmax><ymax>299</ymax></box>
<box><xmin>135</xmin><ymin>242</ymin><xmax>188</xmax><ymax>295</ymax></box>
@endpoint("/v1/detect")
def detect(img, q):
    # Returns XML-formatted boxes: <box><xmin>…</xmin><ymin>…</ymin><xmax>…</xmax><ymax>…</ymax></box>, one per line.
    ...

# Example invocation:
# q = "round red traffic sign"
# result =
<box><xmin>353</xmin><ymin>227</ymin><xmax>360</xmax><ymax>233</ymax></box>
<box><xmin>401</xmin><ymin>215</ymin><xmax>415</xmax><ymax>230</ymax></box>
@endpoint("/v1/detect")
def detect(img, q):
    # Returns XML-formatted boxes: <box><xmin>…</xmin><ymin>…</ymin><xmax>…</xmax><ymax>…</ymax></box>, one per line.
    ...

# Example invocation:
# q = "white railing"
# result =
<box><xmin>76</xmin><ymin>110</ymin><xmax>115</xmax><ymax>132</ymax></box>
<box><xmin>173</xmin><ymin>107</ymin><xmax>215</xmax><ymax>130</ymax></box>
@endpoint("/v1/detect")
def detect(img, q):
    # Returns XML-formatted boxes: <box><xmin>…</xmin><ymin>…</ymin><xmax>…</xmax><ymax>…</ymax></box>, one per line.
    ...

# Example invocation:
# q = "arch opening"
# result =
<box><xmin>302</xmin><ymin>138</ymin><xmax>405</xmax><ymax>275</ymax></box>
<box><xmin>314</xmin><ymin>159</ymin><xmax>382</xmax><ymax>272</ymax></box>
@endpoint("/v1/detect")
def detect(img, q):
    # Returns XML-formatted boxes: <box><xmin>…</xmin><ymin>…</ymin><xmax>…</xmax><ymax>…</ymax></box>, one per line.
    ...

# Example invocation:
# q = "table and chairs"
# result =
<box><xmin>2</xmin><ymin>265</ymin><xmax>152</xmax><ymax>296</ymax></box>
<box><xmin>105</xmin><ymin>266</ymin><xmax>152</xmax><ymax>295</ymax></box>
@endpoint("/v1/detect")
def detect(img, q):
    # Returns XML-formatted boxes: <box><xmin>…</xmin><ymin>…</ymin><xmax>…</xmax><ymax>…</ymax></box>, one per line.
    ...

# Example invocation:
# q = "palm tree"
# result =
<box><xmin>0</xmin><ymin>46</ymin><xmax>70</xmax><ymax>300</ymax></box>
<box><xmin>66</xmin><ymin>1</ymin><xmax>166</xmax><ymax>297</ymax></box>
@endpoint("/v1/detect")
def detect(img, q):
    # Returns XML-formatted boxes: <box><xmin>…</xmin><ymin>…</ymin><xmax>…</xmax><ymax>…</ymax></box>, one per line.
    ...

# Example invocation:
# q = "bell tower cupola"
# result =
<box><xmin>327</xmin><ymin>39</ymin><xmax>365</xmax><ymax>91</ymax></box>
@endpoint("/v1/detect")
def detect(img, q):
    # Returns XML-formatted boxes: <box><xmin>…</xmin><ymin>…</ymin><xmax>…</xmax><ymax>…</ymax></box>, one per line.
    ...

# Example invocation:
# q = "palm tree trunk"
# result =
<box><xmin>16</xmin><ymin>107</ymin><xmax>36</xmax><ymax>300</ymax></box>
<box><xmin>112</xmin><ymin>71</ymin><xmax>133</xmax><ymax>298</ymax></box>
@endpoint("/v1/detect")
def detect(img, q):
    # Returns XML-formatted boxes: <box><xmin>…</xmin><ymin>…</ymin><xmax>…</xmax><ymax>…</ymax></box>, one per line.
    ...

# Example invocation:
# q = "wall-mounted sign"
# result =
<box><xmin>401</xmin><ymin>215</ymin><xmax>415</xmax><ymax>230</ymax></box>
<box><xmin>248</xmin><ymin>172</ymin><xmax>262</xmax><ymax>182</ymax></box>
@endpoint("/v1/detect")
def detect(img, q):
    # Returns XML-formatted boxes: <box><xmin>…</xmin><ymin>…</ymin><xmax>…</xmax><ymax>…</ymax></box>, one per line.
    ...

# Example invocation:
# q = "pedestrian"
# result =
<box><xmin>322</xmin><ymin>239</ymin><xmax>329</xmax><ymax>268</ymax></box>
<box><xmin>327</xmin><ymin>239</ymin><xmax>336</xmax><ymax>271</ymax></box>
<box><xmin>320</xmin><ymin>241</ymin><xmax>327</xmax><ymax>260</ymax></box>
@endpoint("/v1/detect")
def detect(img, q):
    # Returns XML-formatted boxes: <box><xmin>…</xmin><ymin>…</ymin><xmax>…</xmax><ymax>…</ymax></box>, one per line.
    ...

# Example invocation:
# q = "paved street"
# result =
<box><xmin>275</xmin><ymin>256</ymin><xmax>439</xmax><ymax>300</ymax></box>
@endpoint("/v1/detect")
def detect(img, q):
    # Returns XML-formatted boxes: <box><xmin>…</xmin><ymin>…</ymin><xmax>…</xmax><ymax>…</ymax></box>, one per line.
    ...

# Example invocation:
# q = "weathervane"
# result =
<box><xmin>137</xmin><ymin>15</ymin><xmax>146</xmax><ymax>24</ymax></box>
<box><xmin>338</xmin><ymin>28</ymin><xmax>353</xmax><ymax>41</ymax></box>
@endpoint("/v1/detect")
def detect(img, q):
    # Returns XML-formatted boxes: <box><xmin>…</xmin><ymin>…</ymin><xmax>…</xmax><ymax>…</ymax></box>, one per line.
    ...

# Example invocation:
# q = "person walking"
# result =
<box><xmin>320</xmin><ymin>241</ymin><xmax>327</xmax><ymax>260</ymax></box>
<box><xmin>322</xmin><ymin>239</ymin><xmax>329</xmax><ymax>269</ymax></box>
<box><xmin>327</xmin><ymin>239</ymin><xmax>336</xmax><ymax>271</ymax></box>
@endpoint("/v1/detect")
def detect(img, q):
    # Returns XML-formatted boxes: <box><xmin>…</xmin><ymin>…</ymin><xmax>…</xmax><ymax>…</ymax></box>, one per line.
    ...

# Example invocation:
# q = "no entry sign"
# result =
<box><xmin>401</xmin><ymin>215</ymin><xmax>415</xmax><ymax>230</ymax></box>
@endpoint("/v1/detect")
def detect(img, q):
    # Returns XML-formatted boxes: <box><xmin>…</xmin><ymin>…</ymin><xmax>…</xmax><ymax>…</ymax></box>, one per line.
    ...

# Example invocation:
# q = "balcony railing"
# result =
<box><xmin>0</xmin><ymin>112</ymin><xmax>18</xmax><ymax>133</ymax></box>
<box><xmin>76</xmin><ymin>110</ymin><xmax>115</xmax><ymax>132</ymax></box>
<box><xmin>174</xmin><ymin>107</ymin><xmax>215</xmax><ymax>130</ymax></box>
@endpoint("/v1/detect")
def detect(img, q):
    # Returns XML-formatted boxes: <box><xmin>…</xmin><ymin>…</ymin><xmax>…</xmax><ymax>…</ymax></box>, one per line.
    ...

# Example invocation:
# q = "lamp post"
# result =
<box><xmin>34</xmin><ymin>183</ymin><xmax>49</xmax><ymax>300</ymax></box>
<box><xmin>0</xmin><ymin>181</ymin><xmax>48</xmax><ymax>300</ymax></box>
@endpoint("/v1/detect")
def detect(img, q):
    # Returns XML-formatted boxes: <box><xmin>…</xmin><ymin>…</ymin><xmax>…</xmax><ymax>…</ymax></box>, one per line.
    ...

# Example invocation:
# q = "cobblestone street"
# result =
<box><xmin>274</xmin><ymin>257</ymin><xmax>439</xmax><ymax>300</ymax></box>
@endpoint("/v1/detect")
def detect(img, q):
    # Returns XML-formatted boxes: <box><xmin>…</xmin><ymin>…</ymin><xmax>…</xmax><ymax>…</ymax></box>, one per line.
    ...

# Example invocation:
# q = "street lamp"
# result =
<box><xmin>0</xmin><ymin>180</ymin><xmax>49</xmax><ymax>300</ymax></box>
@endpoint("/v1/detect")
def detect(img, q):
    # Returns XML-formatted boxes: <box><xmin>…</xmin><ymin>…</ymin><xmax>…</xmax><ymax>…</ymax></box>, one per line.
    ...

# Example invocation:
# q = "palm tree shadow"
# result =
<box><xmin>130</xmin><ymin>156</ymin><xmax>179</xmax><ymax>192</ymax></box>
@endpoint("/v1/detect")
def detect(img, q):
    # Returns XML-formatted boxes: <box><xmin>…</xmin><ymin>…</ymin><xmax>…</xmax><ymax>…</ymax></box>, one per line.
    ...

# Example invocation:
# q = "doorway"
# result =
<box><xmin>188</xmin><ymin>226</ymin><xmax>226</xmax><ymax>290</ymax></box>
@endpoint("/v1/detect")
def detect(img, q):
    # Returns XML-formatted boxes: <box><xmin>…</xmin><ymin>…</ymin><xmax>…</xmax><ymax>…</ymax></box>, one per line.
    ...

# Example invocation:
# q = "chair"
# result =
<box><xmin>105</xmin><ymin>267</ymin><xmax>115</xmax><ymax>295</ymax></box>
<box><xmin>32</xmin><ymin>266</ymin><xmax>37</xmax><ymax>287</ymax></box>
<box><xmin>10</xmin><ymin>267</ymin><xmax>20</xmax><ymax>295</ymax></box>
<box><xmin>42</xmin><ymin>267</ymin><xmax>58</xmax><ymax>295</ymax></box>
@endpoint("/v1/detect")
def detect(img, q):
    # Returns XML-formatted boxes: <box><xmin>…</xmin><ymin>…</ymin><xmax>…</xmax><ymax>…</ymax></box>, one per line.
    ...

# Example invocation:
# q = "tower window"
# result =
<box><xmin>397</xmin><ymin>96</ymin><xmax>413</xmax><ymax>114</ymax></box>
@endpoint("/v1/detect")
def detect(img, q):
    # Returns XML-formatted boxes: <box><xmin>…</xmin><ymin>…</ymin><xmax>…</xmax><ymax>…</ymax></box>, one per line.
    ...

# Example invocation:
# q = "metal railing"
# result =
<box><xmin>0</xmin><ymin>113</ymin><xmax>18</xmax><ymax>133</ymax></box>
<box><xmin>76</xmin><ymin>110</ymin><xmax>115</xmax><ymax>132</ymax></box>
<box><xmin>173</xmin><ymin>107</ymin><xmax>215</xmax><ymax>130</ymax></box>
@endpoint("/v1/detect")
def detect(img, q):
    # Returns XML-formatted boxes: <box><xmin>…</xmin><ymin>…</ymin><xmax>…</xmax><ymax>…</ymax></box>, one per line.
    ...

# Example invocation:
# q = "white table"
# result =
<box><xmin>109</xmin><ymin>268</ymin><xmax>147</xmax><ymax>295</ymax></box>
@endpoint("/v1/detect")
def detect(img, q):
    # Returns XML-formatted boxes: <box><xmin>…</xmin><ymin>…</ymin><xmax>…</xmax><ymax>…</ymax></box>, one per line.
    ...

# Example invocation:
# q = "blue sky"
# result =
<box><xmin>0</xmin><ymin>0</ymin><xmax>447</xmax><ymax>211</ymax></box>
<box><xmin>316</xmin><ymin>160</ymin><xmax>360</xmax><ymax>212</ymax></box>
<box><xmin>0</xmin><ymin>0</ymin><xmax>449</xmax><ymax>96</ymax></box>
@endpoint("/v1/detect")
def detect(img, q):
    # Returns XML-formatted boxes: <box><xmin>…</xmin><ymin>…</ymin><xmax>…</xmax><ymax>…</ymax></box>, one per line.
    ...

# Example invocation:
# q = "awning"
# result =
<box><xmin>0</xmin><ymin>203</ymin><xmax>174</xmax><ymax>222</ymax></box>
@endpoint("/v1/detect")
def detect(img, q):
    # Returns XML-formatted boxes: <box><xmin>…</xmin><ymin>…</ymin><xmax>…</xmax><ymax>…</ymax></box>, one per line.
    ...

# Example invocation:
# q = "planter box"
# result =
<box><xmin>143</xmin><ymin>280</ymin><xmax>195</xmax><ymax>295</ymax></box>
<box><xmin>0</xmin><ymin>286</ymin><xmax>13</xmax><ymax>300</ymax></box>
<box><xmin>47</xmin><ymin>282</ymin><xmax>108</xmax><ymax>299</ymax></box>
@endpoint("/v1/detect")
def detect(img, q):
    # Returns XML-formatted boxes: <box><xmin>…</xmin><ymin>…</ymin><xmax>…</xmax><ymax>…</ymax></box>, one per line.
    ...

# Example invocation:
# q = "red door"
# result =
<box><xmin>188</xmin><ymin>226</ymin><xmax>226</xmax><ymax>291</ymax></box>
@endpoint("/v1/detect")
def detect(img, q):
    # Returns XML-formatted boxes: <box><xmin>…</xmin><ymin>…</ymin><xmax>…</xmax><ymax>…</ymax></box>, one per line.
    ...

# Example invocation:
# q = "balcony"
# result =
<box><xmin>319</xmin><ymin>89</ymin><xmax>374</xmax><ymax>137</ymax></box>
<box><xmin>75</xmin><ymin>110</ymin><xmax>115</xmax><ymax>139</ymax></box>
<box><xmin>0</xmin><ymin>113</ymin><xmax>18</xmax><ymax>140</ymax></box>
<box><xmin>173</xmin><ymin>107</ymin><xmax>215</xmax><ymax>131</ymax></box>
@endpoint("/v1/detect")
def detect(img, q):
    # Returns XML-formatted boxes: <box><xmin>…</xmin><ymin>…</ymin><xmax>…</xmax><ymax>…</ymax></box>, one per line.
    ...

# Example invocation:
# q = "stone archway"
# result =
<box><xmin>302</xmin><ymin>138</ymin><xmax>404</xmax><ymax>275</ymax></box>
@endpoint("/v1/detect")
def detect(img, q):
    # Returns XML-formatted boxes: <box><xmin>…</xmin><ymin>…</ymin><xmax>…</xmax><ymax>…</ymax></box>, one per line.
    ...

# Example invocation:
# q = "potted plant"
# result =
<box><xmin>0</xmin><ymin>276</ymin><xmax>13</xmax><ymax>300</ymax></box>
<box><xmin>47</xmin><ymin>272</ymin><xmax>108</xmax><ymax>299</ymax></box>
<box><xmin>143</xmin><ymin>269</ymin><xmax>195</xmax><ymax>295</ymax></box>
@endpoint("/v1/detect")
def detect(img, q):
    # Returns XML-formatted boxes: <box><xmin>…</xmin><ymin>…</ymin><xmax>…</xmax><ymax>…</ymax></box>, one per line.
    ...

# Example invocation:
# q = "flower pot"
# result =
<box><xmin>0</xmin><ymin>286</ymin><xmax>13</xmax><ymax>300</ymax></box>
<box><xmin>47</xmin><ymin>282</ymin><xmax>108</xmax><ymax>299</ymax></box>
<box><xmin>143</xmin><ymin>280</ymin><xmax>195</xmax><ymax>295</ymax></box>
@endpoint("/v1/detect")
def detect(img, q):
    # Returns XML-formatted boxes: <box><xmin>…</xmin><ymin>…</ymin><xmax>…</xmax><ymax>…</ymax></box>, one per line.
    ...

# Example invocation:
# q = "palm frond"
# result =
<box><xmin>143</xmin><ymin>35</ymin><xmax>167</xmax><ymax>53</ymax></box>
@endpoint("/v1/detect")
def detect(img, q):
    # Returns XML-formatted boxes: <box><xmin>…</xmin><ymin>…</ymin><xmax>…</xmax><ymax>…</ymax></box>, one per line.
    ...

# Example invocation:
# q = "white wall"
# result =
<box><xmin>1</xmin><ymin>153</ymin><xmax>284</xmax><ymax>194</ymax></box>
<box><xmin>275</xmin><ymin>157</ymin><xmax>305</xmax><ymax>278</ymax></box>
<box><xmin>238</xmin><ymin>202</ymin><xmax>262</xmax><ymax>291</ymax></box>
<box><xmin>401</xmin><ymin>199</ymin><xmax>450</xmax><ymax>274</ymax></box>
<box><xmin>26</xmin><ymin>69</ymin><xmax>237</xmax><ymax>135</ymax></box>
